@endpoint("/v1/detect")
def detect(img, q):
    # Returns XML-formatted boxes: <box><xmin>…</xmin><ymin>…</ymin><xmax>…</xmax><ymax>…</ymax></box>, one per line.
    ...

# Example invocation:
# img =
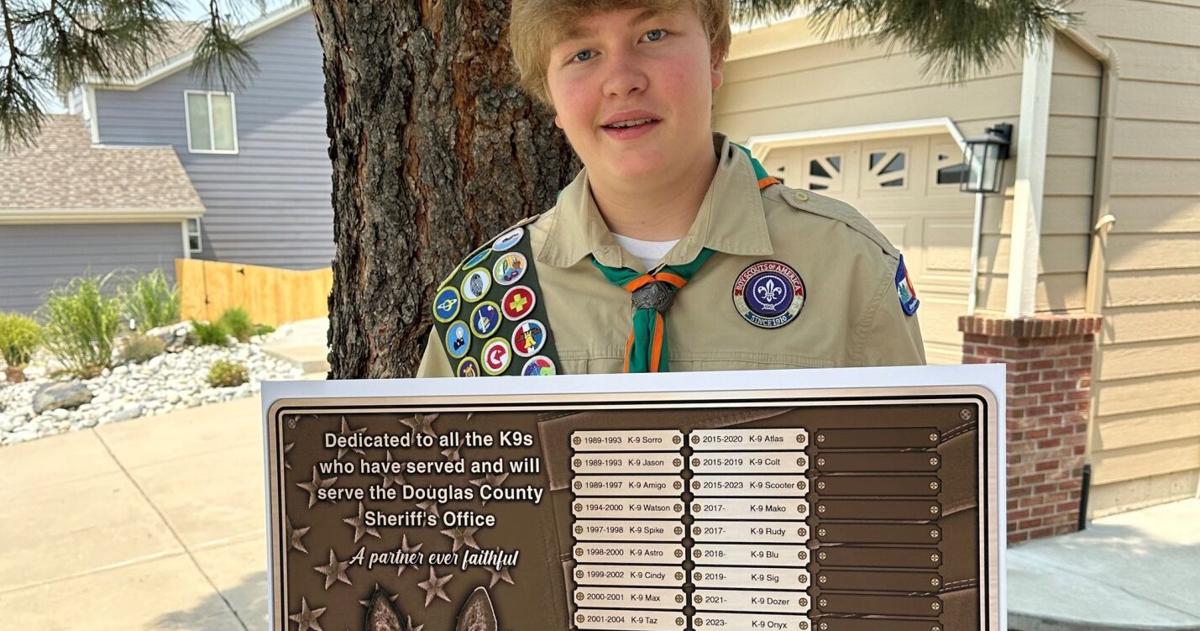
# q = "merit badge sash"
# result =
<box><xmin>431</xmin><ymin>218</ymin><xmax>563</xmax><ymax>377</ymax></box>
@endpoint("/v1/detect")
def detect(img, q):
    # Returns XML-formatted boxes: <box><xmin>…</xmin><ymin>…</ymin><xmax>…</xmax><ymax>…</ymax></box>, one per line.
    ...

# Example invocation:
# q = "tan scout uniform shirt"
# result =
<box><xmin>418</xmin><ymin>133</ymin><xmax>925</xmax><ymax>376</ymax></box>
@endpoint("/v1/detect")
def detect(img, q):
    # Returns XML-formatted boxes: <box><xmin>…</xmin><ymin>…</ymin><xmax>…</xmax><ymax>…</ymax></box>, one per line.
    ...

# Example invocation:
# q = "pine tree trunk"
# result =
<box><xmin>313</xmin><ymin>0</ymin><xmax>579</xmax><ymax>379</ymax></box>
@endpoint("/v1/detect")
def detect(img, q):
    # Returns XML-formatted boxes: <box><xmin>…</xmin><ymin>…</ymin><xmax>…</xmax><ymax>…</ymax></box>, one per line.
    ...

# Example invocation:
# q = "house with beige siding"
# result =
<box><xmin>715</xmin><ymin>0</ymin><xmax>1199</xmax><ymax>539</ymax></box>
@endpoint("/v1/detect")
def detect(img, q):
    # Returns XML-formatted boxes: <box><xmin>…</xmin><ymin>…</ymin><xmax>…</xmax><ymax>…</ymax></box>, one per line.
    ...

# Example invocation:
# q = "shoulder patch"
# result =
<box><xmin>777</xmin><ymin>187</ymin><xmax>900</xmax><ymax>258</ymax></box>
<box><xmin>895</xmin><ymin>254</ymin><xmax>920</xmax><ymax>316</ymax></box>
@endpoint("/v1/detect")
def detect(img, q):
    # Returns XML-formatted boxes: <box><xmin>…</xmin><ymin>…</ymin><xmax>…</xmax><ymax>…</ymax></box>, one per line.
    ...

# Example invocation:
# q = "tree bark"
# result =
<box><xmin>313</xmin><ymin>0</ymin><xmax>579</xmax><ymax>379</ymax></box>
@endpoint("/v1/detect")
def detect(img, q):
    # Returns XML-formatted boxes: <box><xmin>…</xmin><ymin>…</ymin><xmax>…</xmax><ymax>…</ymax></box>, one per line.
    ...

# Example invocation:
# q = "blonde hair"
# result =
<box><xmin>509</xmin><ymin>0</ymin><xmax>732</xmax><ymax>107</ymax></box>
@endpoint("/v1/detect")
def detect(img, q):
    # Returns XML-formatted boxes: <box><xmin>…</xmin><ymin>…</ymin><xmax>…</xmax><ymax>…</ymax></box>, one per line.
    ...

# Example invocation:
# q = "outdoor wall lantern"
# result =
<box><xmin>961</xmin><ymin>123</ymin><xmax>1013</xmax><ymax>194</ymax></box>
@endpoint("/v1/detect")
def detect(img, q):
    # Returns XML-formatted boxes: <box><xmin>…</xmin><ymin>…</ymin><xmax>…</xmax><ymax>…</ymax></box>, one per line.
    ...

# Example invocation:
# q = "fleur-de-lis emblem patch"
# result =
<box><xmin>732</xmin><ymin>260</ymin><xmax>806</xmax><ymax>329</ymax></box>
<box><xmin>755</xmin><ymin>277</ymin><xmax>785</xmax><ymax>311</ymax></box>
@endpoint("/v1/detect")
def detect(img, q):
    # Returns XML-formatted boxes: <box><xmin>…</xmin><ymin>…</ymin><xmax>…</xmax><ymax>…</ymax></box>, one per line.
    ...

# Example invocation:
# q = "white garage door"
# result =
<box><xmin>762</xmin><ymin>134</ymin><xmax>974</xmax><ymax>364</ymax></box>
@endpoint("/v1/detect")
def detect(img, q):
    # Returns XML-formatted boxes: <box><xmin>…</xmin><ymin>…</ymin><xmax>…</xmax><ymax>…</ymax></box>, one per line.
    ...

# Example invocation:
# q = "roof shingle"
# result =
<box><xmin>0</xmin><ymin>115</ymin><xmax>204</xmax><ymax>219</ymax></box>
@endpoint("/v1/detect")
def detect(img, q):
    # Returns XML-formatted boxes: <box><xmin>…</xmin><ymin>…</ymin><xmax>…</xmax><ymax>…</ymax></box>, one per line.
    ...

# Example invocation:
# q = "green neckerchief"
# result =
<box><xmin>591</xmin><ymin>248</ymin><xmax>716</xmax><ymax>373</ymax></box>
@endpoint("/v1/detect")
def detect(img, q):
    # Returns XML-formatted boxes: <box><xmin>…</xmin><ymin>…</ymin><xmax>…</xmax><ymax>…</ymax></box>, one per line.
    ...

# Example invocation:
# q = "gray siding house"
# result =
<box><xmin>0</xmin><ymin>4</ymin><xmax>331</xmax><ymax>313</ymax></box>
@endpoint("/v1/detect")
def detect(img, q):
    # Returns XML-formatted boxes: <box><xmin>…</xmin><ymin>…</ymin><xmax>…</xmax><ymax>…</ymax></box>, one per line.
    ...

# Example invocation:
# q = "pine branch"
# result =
<box><xmin>190</xmin><ymin>0</ymin><xmax>259</xmax><ymax>95</ymax></box>
<box><xmin>0</xmin><ymin>0</ymin><xmax>43</xmax><ymax>148</ymax></box>
<box><xmin>734</xmin><ymin>0</ymin><xmax>1077</xmax><ymax>83</ymax></box>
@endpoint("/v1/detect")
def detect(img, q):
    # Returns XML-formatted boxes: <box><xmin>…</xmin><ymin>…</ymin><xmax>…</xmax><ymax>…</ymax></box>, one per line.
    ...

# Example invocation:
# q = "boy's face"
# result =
<box><xmin>546</xmin><ymin>7</ymin><xmax>723</xmax><ymax>182</ymax></box>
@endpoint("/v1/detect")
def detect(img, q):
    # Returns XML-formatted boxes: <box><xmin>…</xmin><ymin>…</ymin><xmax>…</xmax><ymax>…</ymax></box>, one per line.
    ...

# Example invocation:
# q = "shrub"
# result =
<box><xmin>207</xmin><ymin>359</ymin><xmax>248</xmax><ymax>388</ymax></box>
<box><xmin>252</xmin><ymin>323</ymin><xmax>275</xmax><ymax>337</ymax></box>
<box><xmin>0</xmin><ymin>313</ymin><xmax>41</xmax><ymax>382</ymax></box>
<box><xmin>40</xmin><ymin>275</ymin><xmax>122</xmax><ymax>378</ymax></box>
<box><xmin>119</xmin><ymin>269</ymin><xmax>180</xmax><ymax>332</ymax></box>
<box><xmin>190</xmin><ymin>319</ymin><xmax>231</xmax><ymax>346</ymax></box>
<box><xmin>217</xmin><ymin>307</ymin><xmax>254</xmax><ymax>343</ymax></box>
<box><xmin>119</xmin><ymin>334</ymin><xmax>166</xmax><ymax>364</ymax></box>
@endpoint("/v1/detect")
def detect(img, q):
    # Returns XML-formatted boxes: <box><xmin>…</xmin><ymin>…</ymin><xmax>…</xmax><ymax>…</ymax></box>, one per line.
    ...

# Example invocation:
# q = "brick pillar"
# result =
<box><xmin>958</xmin><ymin>314</ymin><xmax>1103</xmax><ymax>545</ymax></box>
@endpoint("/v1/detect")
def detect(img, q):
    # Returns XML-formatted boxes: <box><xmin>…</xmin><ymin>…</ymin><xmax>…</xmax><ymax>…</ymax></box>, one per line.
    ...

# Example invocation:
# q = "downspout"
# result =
<box><xmin>1060</xmin><ymin>25</ymin><xmax>1119</xmax><ymax>525</ymax></box>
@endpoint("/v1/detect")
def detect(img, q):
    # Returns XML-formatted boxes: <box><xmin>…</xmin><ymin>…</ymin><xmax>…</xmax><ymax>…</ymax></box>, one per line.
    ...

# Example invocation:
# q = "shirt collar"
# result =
<box><xmin>536</xmin><ymin>132</ymin><xmax>774</xmax><ymax>269</ymax></box>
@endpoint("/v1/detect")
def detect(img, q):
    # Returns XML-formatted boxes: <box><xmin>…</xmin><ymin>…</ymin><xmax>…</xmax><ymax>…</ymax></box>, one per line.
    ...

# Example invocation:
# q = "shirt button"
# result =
<box><xmin>793</xmin><ymin>191</ymin><xmax>809</xmax><ymax>203</ymax></box>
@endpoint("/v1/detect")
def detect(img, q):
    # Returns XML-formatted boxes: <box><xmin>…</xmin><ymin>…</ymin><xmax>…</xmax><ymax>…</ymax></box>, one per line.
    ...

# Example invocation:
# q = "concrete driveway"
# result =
<box><xmin>0</xmin><ymin>396</ymin><xmax>269</xmax><ymax>630</ymax></box>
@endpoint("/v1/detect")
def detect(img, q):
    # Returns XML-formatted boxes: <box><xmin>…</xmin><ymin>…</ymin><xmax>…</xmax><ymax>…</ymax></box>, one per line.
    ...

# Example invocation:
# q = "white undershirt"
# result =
<box><xmin>612</xmin><ymin>233</ymin><xmax>681</xmax><ymax>271</ymax></box>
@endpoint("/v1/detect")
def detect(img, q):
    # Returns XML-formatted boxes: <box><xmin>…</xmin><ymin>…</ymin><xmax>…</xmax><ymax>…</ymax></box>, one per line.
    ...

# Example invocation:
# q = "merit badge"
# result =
<box><xmin>522</xmin><ymin>356</ymin><xmax>556</xmax><ymax>376</ymax></box>
<box><xmin>511</xmin><ymin>319</ymin><xmax>547</xmax><ymax>357</ymax></box>
<box><xmin>896</xmin><ymin>254</ymin><xmax>920</xmax><ymax>316</ymax></box>
<box><xmin>491</xmin><ymin>227</ymin><xmax>524</xmax><ymax>252</ymax></box>
<box><xmin>445</xmin><ymin>321</ymin><xmax>471</xmax><ymax>359</ymax></box>
<box><xmin>502</xmin><ymin>285</ymin><xmax>536</xmax><ymax>321</ymax></box>
<box><xmin>732</xmin><ymin>260</ymin><xmax>806</xmax><ymax>329</ymax></box>
<box><xmin>461</xmin><ymin>246</ymin><xmax>491</xmax><ymax>271</ymax></box>
<box><xmin>481</xmin><ymin>338</ymin><xmax>512</xmax><ymax>375</ymax></box>
<box><xmin>471</xmin><ymin>301</ymin><xmax>502</xmax><ymax>338</ymax></box>
<box><xmin>457</xmin><ymin>357</ymin><xmax>480</xmax><ymax>378</ymax></box>
<box><xmin>432</xmin><ymin>286</ymin><xmax>460</xmax><ymax>323</ymax></box>
<box><xmin>492</xmin><ymin>252</ymin><xmax>527</xmax><ymax>286</ymax></box>
<box><xmin>461</xmin><ymin>268</ymin><xmax>491</xmax><ymax>303</ymax></box>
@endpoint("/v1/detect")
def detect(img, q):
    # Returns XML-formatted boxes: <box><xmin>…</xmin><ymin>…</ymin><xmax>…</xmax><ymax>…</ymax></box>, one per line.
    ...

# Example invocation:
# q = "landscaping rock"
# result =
<box><xmin>32</xmin><ymin>382</ymin><xmax>93</xmax><ymax>414</ymax></box>
<box><xmin>103</xmin><ymin>405</ymin><xmax>143</xmax><ymax>424</ymax></box>
<box><xmin>146</xmin><ymin>322</ymin><xmax>194</xmax><ymax>353</ymax></box>
<box><xmin>0</xmin><ymin>338</ymin><xmax>301</xmax><ymax>446</ymax></box>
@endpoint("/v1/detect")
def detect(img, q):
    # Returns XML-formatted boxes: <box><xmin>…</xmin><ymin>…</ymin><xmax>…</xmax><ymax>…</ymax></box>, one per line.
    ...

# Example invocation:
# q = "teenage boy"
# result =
<box><xmin>418</xmin><ymin>0</ymin><xmax>925</xmax><ymax>378</ymax></box>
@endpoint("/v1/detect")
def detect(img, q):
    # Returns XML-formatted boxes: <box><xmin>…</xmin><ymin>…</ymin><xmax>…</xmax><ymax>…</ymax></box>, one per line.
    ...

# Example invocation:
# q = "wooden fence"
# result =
<box><xmin>175</xmin><ymin>259</ymin><xmax>333</xmax><ymax>327</ymax></box>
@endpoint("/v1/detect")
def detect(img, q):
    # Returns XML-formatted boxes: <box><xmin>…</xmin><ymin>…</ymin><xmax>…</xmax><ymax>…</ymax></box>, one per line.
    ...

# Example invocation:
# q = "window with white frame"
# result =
<box><xmin>185</xmin><ymin>91</ymin><xmax>238</xmax><ymax>153</ymax></box>
<box><xmin>187</xmin><ymin>218</ymin><xmax>203</xmax><ymax>254</ymax></box>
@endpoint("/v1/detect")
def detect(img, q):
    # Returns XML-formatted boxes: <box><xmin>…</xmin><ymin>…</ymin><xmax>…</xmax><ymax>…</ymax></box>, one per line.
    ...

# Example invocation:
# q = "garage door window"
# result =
<box><xmin>867</xmin><ymin>150</ymin><xmax>907</xmax><ymax>189</ymax></box>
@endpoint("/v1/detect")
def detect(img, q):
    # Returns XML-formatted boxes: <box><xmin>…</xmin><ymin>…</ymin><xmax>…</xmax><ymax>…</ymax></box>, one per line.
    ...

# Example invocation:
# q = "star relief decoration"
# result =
<box><xmin>343</xmin><ymin>501</ymin><xmax>382</xmax><ymax>543</ymax></box>
<box><xmin>377</xmin><ymin>451</ymin><xmax>406</xmax><ymax>489</ymax></box>
<box><xmin>415</xmin><ymin>499</ymin><xmax>440</xmax><ymax>518</ymax></box>
<box><xmin>440</xmin><ymin>445</ymin><xmax>462</xmax><ymax>462</ymax></box>
<box><xmin>470</xmin><ymin>471</ymin><xmax>510</xmax><ymax>506</ymax></box>
<box><xmin>297</xmin><ymin>465</ymin><xmax>338</xmax><ymax>509</ymax></box>
<box><xmin>288</xmin><ymin>597</ymin><xmax>326</xmax><ymax>631</ymax></box>
<box><xmin>486</xmin><ymin>567</ymin><xmax>514</xmax><ymax>589</ymax></box>
<box><xmin>335</xmin><ymin>416</ymin><xmax>367</xmax><ymax>459</ymax></box>
<box><xmin>285</xmin><ymin>516</ymin><xmax>310</xmax><ymax>554</ymax></box>
<box><xmin>401</xmin><ymin>413</ymin><xmax>439</xmax><ymax>439</ymax></box>
<box><xmin>314</xmin><ymin>549</ymin><xmax>352</xmax><ymax>591</ymax></box>
<box><xmin>283</xmin><ymin>441</ymin><xmax>295</xmax><ymax>470</ymax></box>
<box><xmin>416</xmin><ymin>566</ymin><xmax>453</xmax><ymax>608</ymax></box>
<box><xmin>440</xmin><ymin>525</ymin><xmax>481</xmax><ymax>553</ymax></box>
<box><xmin>396</xmin><ymin>534</ymin><xmax>424</xmax><ymax>577</ymax></box>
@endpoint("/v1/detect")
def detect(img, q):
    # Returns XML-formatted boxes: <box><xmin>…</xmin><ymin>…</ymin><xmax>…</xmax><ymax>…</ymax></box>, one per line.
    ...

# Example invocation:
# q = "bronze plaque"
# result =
<box><xmin>264</xmin><ymin>370</ymin><xmax>1003</xmax><ymax>631</ymax></box>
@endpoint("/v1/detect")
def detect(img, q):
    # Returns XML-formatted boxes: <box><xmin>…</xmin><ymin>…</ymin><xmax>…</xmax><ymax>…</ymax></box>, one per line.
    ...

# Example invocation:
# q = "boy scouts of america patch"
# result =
<box><xmin>896</xmin><ymin>254</ymin><xmax>920</xmax><ymax>316</ymax></box>
<box><xmin>732</xmin><ymin>260</ymin><xmax>806</xmax><ymax>329</ymax></box>
<box><xmin>430</xmin><ymin>218</ymin><xmax>562</xmax><ymax>377</ymax></box>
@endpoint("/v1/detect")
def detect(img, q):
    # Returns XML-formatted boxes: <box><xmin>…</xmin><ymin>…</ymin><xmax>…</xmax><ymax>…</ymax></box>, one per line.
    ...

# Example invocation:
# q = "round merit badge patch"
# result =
<box><xmin>732</xmin><ymin>260</ymin><xmax>806</xmax><ymax>329</ymax></box>
<box><xmin>491</xmin><ymin>227</ymin><xmax>524</xmax><ymax>253</ymax></box>
<box><xmin>481</xmin><ymin>338</ymin><xmax>512</xmax><ymax>375</ymax></box>
<box><xmin>511</xmin><ymin>319</ymin><xmax>547</xmax><ymax>357</ymax></box>
<box><xmin>445</xmin><ymin>321</ymin><xmax>471</xmax><ymax>359</ymax></box>
<box><xmin>470</xmin><ymin>301</ymin><xmax>502</xmax><ymax>338</ymax></box>
<box><xmin>456</xmin><ymin>357</ymin><xmax>480</xmax><ymax>378</ymax></box>
<box><xmin>522</xmin><ymin>355</ymin><xmax>556</xmax><ymax>376</ymax></box>
<box><xmin>432</xmin><ymin>286</ymin><xmax>460</xmax><ymax>323</ymax></box>
<box><xmin>502</xmin><ymin>285</ymin><xmax>536</xmax><ymax>321</ymax></box>
<box><xmin>461</xmin><ymin>246</ymin><xmax>491</xmax><ymax>271</ymax></box>
<box><xmin>461</xmin><ymin>267</ymin><xmax>491</xmax><ymax>303</ymax></box>
<box><xmin>492</xmin><ymin>252</ymin><xmax>527</xmax><ymax>286</ymax></box>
